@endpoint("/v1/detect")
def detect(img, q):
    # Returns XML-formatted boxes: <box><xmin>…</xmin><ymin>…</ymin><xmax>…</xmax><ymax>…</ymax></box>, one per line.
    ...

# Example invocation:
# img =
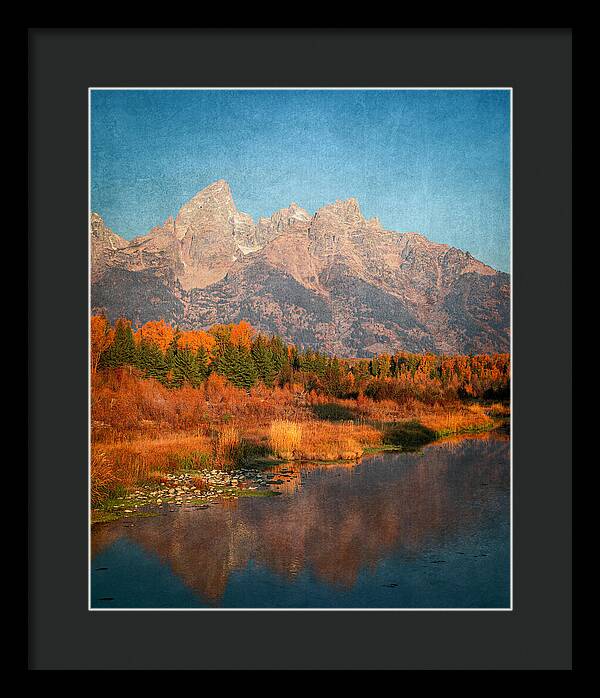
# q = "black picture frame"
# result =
<box><xmin>29</xmin><ymin>28</ymin><xmax>572</xmax><ymax>670</ymax></box>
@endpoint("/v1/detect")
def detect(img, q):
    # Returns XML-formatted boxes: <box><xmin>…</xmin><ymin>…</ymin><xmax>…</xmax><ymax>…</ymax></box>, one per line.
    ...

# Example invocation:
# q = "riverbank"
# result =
<box><xmin>91</xmin><ymin>398</ymin><xmax>509</xmax><ymax>520</ymax></box>
<box><xmin>92</xmin><ymin>467</ymin><xmax>287</xmax><ymax>523</ymax></box>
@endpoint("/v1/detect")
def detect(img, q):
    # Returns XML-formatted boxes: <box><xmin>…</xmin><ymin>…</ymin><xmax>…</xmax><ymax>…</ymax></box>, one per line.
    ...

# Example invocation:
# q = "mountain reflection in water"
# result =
<box><xmin>91</xmin><ymin>432</ymin><xmax>510</xmax><ymax>608</ymax></box>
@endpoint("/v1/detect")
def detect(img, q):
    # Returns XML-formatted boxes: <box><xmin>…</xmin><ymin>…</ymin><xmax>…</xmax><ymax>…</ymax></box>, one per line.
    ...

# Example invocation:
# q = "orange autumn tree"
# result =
<box><xmin>230</xmin><ymin>320</ymin><xmax>255</xmax><ymax>351</ymax></box>
<box><xmin>178</xmin><ymin>329</ymin><xmax>217</xmax><ymax>361</ymax></box>
<box><xmin>208</xmin><ymin>320</ymin><xmax>256</xmax><ymax>355</ymax></box>
<box><xmin>135</xmin><ymin>319</ymin><xmax>175</xmax><ymax>353</ymax></box>
<box><xmin>90</xmin><ymin>315</ymin><xmax>115</xmax><ymax>373</ymax></box>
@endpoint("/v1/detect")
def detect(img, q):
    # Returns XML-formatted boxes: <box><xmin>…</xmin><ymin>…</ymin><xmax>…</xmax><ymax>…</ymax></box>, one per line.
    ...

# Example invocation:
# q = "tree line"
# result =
<box><xmin>91</xmin><ymin>316</ymin><xmax>510</xmax><ymax>400</ymax></box>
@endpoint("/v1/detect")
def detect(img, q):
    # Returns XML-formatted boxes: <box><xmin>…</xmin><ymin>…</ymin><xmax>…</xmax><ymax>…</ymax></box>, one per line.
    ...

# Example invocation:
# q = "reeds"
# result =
<box><xmin>269</xmin><ymin>419</ymin><xmax>380</xmax><ymax>461</ymax></box>
<box><xmin>419</xmin><ymin>405</ymin><xmax>494</xmax><ymax>436</ymax></box>
<box><xmin>294</xmin><ymin>420</ymin><xmax>374</xmax><ymax>461</ymax></box>
<box><xmin>91</xmin><ymin>434</ymin><xmax>213</xmax><ymax>504</ymax></box>
<box><xmin>269</xmin><ymin>420</ymin><xmax>303</xmax><ymax>459</ymax></box>
<box><xmin>214</xmin><ymin>426</ymin><xmax>241</xmax><ymax>469</ymax></box>
<box><xmin>90</xmin><ymin>448</ymin><xmax>118</xmax><ymax>506</ymax></box>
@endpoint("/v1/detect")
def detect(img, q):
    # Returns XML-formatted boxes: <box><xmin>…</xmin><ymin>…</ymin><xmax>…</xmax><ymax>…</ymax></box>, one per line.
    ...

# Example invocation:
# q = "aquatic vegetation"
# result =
<box><xmin>383</xmin><ymin>421</ymin><xmax>438</xmax><ymax>451</ymax></box>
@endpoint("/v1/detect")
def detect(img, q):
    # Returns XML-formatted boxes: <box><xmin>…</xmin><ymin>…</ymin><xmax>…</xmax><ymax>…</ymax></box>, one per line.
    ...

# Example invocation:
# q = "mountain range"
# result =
<box><xmin>91</xmin><ymin>179</ymin><xmax>510</xmax><ymax>357</ymax></box>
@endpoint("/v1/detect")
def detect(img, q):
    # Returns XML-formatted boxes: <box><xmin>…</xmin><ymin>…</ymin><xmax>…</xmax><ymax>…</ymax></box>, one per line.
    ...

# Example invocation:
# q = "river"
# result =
<box><xmin>91</xmin><ymin>432</ymin><xmax>510</xmax><ymax>609</ymax></box>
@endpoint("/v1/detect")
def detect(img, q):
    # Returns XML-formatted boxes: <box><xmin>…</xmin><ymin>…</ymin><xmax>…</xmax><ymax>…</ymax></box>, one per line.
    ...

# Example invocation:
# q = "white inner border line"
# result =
<box><xmin>88</xmin><ymin>86</ymin><xmax>513</xmax><ymax>612</ymax></box>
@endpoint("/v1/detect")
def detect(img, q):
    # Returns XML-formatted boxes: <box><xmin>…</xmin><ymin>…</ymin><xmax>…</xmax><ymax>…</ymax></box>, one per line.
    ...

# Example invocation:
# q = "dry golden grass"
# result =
<box><xmin>419</xmin><ymin>405</ymin><xmax>494</xmax><ymax>436</ymax></box>
<box><xmin>269</xmin><ymin>419</ymin><xmax>382</xmax><ymax>462</ymax></box>
<box><xmin>269</xmin><ymin>420</ymin><xmax>303</xmax><ymax>459</ymax></box>
<box><xmin>90</xmin><ymin>448</ymin><xmax>118</xmax><ymax>506</ymax></box>
<box><xmin>214</xmin><ymin>426</ymin><xmax>241</xmax><ymax>468</ymax></box>
<box><xmin>93</xmin><ymin>433</ymin><xmax>213</xmax><ymax>495</ymax></box>
<box><xmin>294</xmin><ymin>420</ymin><xmax>381</xmax><ymax>461</ymax></box>
<box><xmin>487</xmin><ymin>402</ymin><xmax>511</xmax><ymax>418</ymax></box>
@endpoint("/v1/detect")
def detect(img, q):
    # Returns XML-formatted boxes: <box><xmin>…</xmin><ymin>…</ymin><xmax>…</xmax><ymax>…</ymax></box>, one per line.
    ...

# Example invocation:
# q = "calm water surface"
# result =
<box><xmin>91</xmin><ymin>433</ymin><xmax>510</xmax><ymax>608</ymax></box>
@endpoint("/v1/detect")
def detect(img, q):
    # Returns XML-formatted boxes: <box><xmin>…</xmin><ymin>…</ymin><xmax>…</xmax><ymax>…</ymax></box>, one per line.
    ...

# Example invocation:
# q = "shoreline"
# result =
<box><xmin>91</xmin><ymin>419</ymin><xmax>508</xmax><ymax>525</ymax></box>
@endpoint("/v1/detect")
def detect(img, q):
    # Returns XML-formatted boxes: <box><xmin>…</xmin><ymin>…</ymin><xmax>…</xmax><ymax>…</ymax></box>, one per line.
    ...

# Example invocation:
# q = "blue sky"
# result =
<box><xmin>91</xmin><ymin>89</ymin><xmax>510</xmax><ymax>271</ymax></box>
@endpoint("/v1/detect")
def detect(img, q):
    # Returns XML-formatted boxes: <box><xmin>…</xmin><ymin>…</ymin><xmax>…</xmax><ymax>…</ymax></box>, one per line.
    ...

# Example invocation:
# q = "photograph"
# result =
<box><xmin>89</xmin><ymin>87</ymin><xmax>511</xmax><ymax>610</ymax></box>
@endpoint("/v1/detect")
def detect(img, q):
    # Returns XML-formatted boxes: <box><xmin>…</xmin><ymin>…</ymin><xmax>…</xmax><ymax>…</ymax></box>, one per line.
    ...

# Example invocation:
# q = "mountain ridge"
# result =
<box><xmin>91</xmin><ymin>180</ymin><xmax>510</xmax><ymax>356</ymax></box>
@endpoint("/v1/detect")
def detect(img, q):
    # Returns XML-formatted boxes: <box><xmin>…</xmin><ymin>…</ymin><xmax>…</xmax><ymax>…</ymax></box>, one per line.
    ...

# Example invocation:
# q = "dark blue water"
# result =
<box><xmin>91</xmin><ymin>433</ymin><xmax>510</xmax><ymax>609</ymax></box>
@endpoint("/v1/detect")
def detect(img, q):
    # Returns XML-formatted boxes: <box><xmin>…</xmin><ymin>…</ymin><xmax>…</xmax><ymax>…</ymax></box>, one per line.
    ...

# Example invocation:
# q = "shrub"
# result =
<box><xmin>311</xmin><ymin>403</ymin><xmax>355</xmax><ymax>421</ymax></box>
<box><xmin>190</xmin><ymin>475</ymin><xmax>210</xmax><ymax>493</ymax></box>
<box><xmin>383</xmin><ymin>421</ymin><xmax>437</xmax><ymax>450</ymax></box>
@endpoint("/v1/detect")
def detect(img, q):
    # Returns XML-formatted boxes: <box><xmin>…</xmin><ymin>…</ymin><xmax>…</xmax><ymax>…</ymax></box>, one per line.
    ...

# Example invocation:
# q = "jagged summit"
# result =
<box><xmin>90</xmin><ymin>212</ymin><xmax>127</xmax><ymax>248</ymax></box>
<box><xmin>189</xmin><ymin>178</ymin><xmax>232</xmax><ymax>201</ymax></box>
<box><xmin>270</xmin><ymin>202</ymin><xmax>311</xmax><ymax>230</ymax></box>
<box><xmin>91</xmin><ymin>181</ymin><xmax>509</xmax><ymax>355</ymax></box>
<box><xmin>314</xmin><ymin>197</ymin><xmax>363</xmax><ymax>222</ymax></box>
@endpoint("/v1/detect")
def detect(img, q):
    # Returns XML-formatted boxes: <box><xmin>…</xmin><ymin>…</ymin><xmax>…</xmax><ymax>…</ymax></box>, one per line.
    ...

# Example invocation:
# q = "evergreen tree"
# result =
<box><xmin>236</xmin><ymin>347</ymin><xmax>258</xmax><ymax>390</ymax></box>
<box><xmin>369</xmin><ymin>356</ymin><xmax>379</xmax><ymax>377</ymax></box>
<box><xmin>288</xmin><ymin>344</ymin><xmax>301</xmax><ymax>372</ymax></box>
<box><xmin>165</xmin><ymin>328</ymin><xmax>181</xmax><ymax>369</ymax></box>
<box><xmin>269</xmin><ymin>335</ymin><xmax>290</xmax><ymax>373</ymax></box>
<box><xmin>196</xmin><ymin>346</ymin><xmax>211</xmax><ymax>382</ymax></box>
<box><xmin>172</xmin><ymin>347</ymin><xmax>203</xmax><ymax>387</ymax></box>
<box><xmin>353</xmin><ymin>360</ymin><xmax>370</xmax><ymax>382</ymax></box>
<box><xmin>314</xmin><ymin>351</ymin><xmax>328</xmax><ymax>377</ymax></box>
<box><xmin>137</xmin><ymin>338</ymin><xmax>168</xmax><ymax>383</ymax></box>
<box><xmin>215</xmin><ymin>344</ymin><xmax>257</xmax><ymax>390</ymax></box>
<box><xmin>299</xmin><ymin>348</ymin><xmax>313</xmax><ymax>373</ymax></box>
<box><xmin>99</xmin><ymin>318</ymin><xmax>136</xmax><ymax>368</ymax></box>
<box><xmin>252</xmin><ymin>336</ymin><xmax>277</xmax><ymax>387</ymax></box>
<box><xmin>277</xmin><ymin>362</ymin><xmax>293</xmax><ymax>388</ymax></box>
<box><xmin>323</xmin><ymin>357</ymin><xmax>344</xmax><ymax>397</ymax></box>
<box><xmin>300</xmin><ymin>348</ymin><xmax>327</xmax><ymax>377</ymax></box>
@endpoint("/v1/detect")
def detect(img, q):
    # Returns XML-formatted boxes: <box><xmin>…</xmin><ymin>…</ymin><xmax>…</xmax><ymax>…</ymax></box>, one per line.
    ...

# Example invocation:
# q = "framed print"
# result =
<box><xmin>29</xmin><ymin>28</ymin><xmax>572</xmax><ymax>670</ymax></box>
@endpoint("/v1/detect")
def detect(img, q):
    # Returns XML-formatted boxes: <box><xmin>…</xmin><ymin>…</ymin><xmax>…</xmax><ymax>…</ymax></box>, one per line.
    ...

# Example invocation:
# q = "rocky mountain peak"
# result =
<box><xmin>192</xmin><ymin>178</ymin><xmax>234</xmax><ymax>205</ymax></box>
<box><xmin>90</xmin><ymin>212</ymin><xmax>127</xmax><ymax>247</ymax></box>
<box><xmin>233</xmin><ymin>211</ymin><xmax>260</xmax><ymax>253</ymax></box>
<box><xmin>314</xmin><ymin>197</ymin><xmax>363</xmax><ymax>224</ymax></box>
<box><xmin>143</xmin><ymin>215</ymin><xmax>176</xmax><ymax>240</ymax></box>
<box><xmin>91</xmin><ymin>182</ymin><xmax>510</xmax><ymax>355</ymax></box>
<box><xmin>90</xmin><ymin>211</ymin><xmax>104</xmax><ymax>228</ymax></box>
<box><xmin>91</xmin><ymin>212</ymin><xmax>113</xmax><ymax>239</ymax></box>
<box><xmin>173</xmin><ymin>180</ymin><xmax>239</xmax><ymax>288</ymax></box>
<box><xmin>270</xmin><ymin>202</ymin><xmax>311</xmax><ymax>232</ymax></box>
<box><xmin>175</xmin><ymin>180</ymin><xmax>236</xmax><ymax>231</ymax></box>
<box><xmin>308</xmin><ymin>197</ymin><xmax>367</xmax><ymax>256</ymax></box>
<box><xmin>90</xmin><ymin>212</ymin><xmax>129</xmax><ymax>282</ymax></box>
